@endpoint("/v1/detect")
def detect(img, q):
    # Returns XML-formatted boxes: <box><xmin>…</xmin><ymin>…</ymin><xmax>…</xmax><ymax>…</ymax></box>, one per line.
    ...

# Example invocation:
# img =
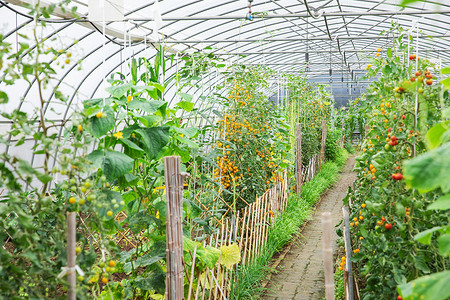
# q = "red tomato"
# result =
<box><xmin>385</xmin><ymin>223</ymin><xmax>393</xmax><ymax>230</ymax></box>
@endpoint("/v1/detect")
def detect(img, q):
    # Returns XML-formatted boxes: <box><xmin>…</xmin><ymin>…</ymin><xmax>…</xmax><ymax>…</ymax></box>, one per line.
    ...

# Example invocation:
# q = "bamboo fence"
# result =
<box><xmin>185</xmin><ymin>169</ymin><xmax>289</xmax><ymax>299</ymax></box>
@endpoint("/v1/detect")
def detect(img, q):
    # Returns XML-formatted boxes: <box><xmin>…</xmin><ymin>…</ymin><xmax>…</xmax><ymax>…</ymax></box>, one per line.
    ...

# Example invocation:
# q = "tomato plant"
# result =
<box><xmin>343</xmin><ymin>25</ymin><xmax>450</xmax><ymax>300</ymax></box>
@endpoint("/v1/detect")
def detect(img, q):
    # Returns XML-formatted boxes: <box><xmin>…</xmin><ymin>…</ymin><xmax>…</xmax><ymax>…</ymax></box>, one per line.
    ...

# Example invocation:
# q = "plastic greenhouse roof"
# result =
<box><xmin>1</xmin><ymin>0</ymin><xmax>450</xmax><ymax>143</ymax></box>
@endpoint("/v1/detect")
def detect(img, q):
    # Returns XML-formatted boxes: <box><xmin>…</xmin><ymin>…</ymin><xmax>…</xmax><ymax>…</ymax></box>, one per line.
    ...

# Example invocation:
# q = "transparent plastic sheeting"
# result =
<box><xmin>1</xmin><ymin>0</ymin><xmax>450</xmax><ymax>164</ymax></box>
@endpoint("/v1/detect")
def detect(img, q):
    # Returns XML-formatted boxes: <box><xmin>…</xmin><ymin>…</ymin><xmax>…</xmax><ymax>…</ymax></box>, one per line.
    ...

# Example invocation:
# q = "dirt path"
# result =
<box><xmin>263</xmin><ymin>155</ymin><xmax>356</xmax><ymax>300</ymax></box>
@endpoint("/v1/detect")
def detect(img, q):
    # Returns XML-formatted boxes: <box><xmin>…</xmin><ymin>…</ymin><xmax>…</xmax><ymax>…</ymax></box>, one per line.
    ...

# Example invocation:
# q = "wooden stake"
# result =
<box><xmin>187</xmin><ymin>246</ymin><xmax>198</xmax><ymax>300</ymax></box>
<box><xmin>67</xmin><ymin>212</ymin><xmax>76</xmax><ymax>300</ymax></box>
<box><xmin>321</xmin><ymin>120</ymin><xmax>327</xmax><ymax>165</ymax></box>
<box><xmin>296</xmin><ymin>123</ymin><xmax>303</xmax><ymax>194</ymax></box>
<box><xmin>164</xmin><ymin>156</ymin><xmax>186</xmax><ymax>300</ymax></box>
<box><xmin>342</xmin><ymin>207</ymin><xmax>354</xmax><ymax>300</ymax></box>
<box><xmin>364</xmin><ymin>124</ymin><xmax>370</xmax><ymax>138</ymax></box>
<box><xmin>322</xmin><ymin>212</ymin><xmax>335</xmax><ymax>300</ymax></box>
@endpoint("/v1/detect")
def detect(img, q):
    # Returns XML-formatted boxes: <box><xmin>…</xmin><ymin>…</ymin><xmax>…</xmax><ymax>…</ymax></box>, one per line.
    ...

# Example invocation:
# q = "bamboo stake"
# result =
<box><xmin>262</xmin><ymin>194</ymin><xmax>269</xmax><ymax>247</ymax></box>
<box><xmin>296</xmin><ymin>123</ymin><xmax>303</xmax><ymax>194</ymax></box>
<box><xmin>342</xmin><ymin>207</ymin><xmax>354</xmax><ymax>300</ymax></box>
<box><xmin>248</xmin><ymin>203</ymin><xmax>256</xmax><ymax>262</ymax></box>
<box><xmin>251</xmin><ymin>201</ymin><xmax>258</xmax><ymax>261</ymax></box>
<box><xmin>213</xmin><ymin>234</ymin><xmax>221</xmax><ymax>299</ymax></box>
<box><xmin>255</xmin><ymin>197</ymin><xmax>262</xmax><ymax>256</ymax></box>
<box><xmin>67</xmin><ymin>212</ymin><xmax>76</xmax><ymax>300</ymax></box>
<box><xmin>164</xmin><ymin>156</ymin><xmax>186</xmax><ymax>300</ymax></box>
<box><xmin>207</xmin><ymin>236</ymin><xmax>215</xmax><ymax>300</ymax></box>
<box><xmin>194</xmin><ymin>270</ymin><xmax>201</xmax><ymax>300</ymax></box>
<box><xmin>321</xmin><ymin>120</ymin><xmax>327</xmax><ymax>166</ymax></box>
<box><xmin>242</xmin><ymin>206</ymin><xmax>249</xmax><ymax>263</ymax></box>
<box><xmin>188</xmin><ymin>246</ymin><xmax>198</xmax><ymax>300</ymax></box>
<box><xmin>201</xmin><ymin>267</ymin><xmax>208</xmax><ymax>300</ymax></box>
<box><xmin>322</xmin><ymin>212</ymin><xmax>335</xmax><ymax>300</ymax></box>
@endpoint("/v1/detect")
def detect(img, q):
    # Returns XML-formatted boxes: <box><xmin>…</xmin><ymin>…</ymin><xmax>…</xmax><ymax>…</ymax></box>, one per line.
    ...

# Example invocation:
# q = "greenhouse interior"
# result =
<box><xmin>0</xmin><ymin>0</ymin><xmax>449</xmax><ymax>299</ymax></box>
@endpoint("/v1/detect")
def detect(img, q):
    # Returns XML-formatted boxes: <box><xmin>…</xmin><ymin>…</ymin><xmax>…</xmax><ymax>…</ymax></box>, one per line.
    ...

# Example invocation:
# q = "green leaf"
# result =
<box><xmin>399</xmin><ymin>0</ymin><xmax>422</xmax><ymax>7</ymax></box>
<box><xmin>387</xmin><ymin>47</ymin><xmax>392</xmax><ymax>58</ymax></box>
<box><xmin>137</xmin><ymin>115</ymin><xmax>162</xmax><ymax>127</ymax></box>
<box><xmin>413</xmin><ymin>255</ymin><xmax>430</xmax><ymax>274</ymax></box>
<box><xmin>35</xmin><ymin>171</ymin><xmax>53</xmax><ymax>184</ymax></box>
<box><xmin>365</xmin><ymin>200</ymin><xmax>385</xmax><ymax>212</ymax></box>
<box><xmin>414</xmin><ymin>226</ymin><xmax>443</xmax><ymax>245</ymax></box>
<box><xmin>183</xmin><ymin>237</ymin><xmax>220</xmax><ymax>269</ymax></box>
<box><xmin>127</xmin><ymin>210</ymin><xmax>161</xmax><ymax>234</ymax></box>
<box><xmin>87</xmin><ymin>150</ymin><xmax>134</xmax><ymax>180</ymax></box>
<box><xmin>382</xmin><ymin>65</ymin><xmax>392</xmax><ymax>76</ymax></box>
<box><xmin>135</xmin><ymin>126</ymin><xmax>170</xmax><ymax>159</ymax></box>
<box><xmin>173</xmin><ymin>127</ymin><xmax>197</xmax><ymax>138</ymax></box>
<box><xmin>119</xmin><ymin>138</ymin><xmax>144</xmax><ymax>153</ymax></box>
<box><xmin>395</xmin><ymin>202</ymin><xmax>406</xmax><ymax>216</ymax></box>
<box><xmin>425</xmin><ymin>121</ymin><xmax>450</xmax><ymax>149</ymax></box>
<box><xmin>176</xmin><ymin>101</ymin><xmax>194</xmax><ymax>112</ymax></box>
<box><xmin>398</xmin><ymin>271</ymin><xmax>450</xmax><ymax>300</ymax></box>
<box><xmin>135</xmin><ymin>254</ymin><xmax>164</xmax><ymax>267</ymax></box>
<box><xmin>128</xmin><ymin>99</ymin><xmax>165</xmax><ymax>114</ymax></box>
<box><xmin>438</xmin><ymin>234</ymin><xmax>450</xmax><ymax>257</ymax></box>
<box><xmin>441</xmin><ymin>77</ymin><xmax>450</xmax><ymax>90</ymax></box>
<box><xmin>0</xmin><ymin>91</ymin><xmax>8</xmax><ymax>104</ymax></box>
<box><xmin>179</xmin><ymin>92</ymin><xmax>193</xmax><ymax>102</ymax></box>
<box><xmin>220</xmin><ymin>243</ymin><xmax>241</xmax><ymax>269</ymax></box>
<box><xmin>90</xmin><ymin>107</ymin><xmax>115</xmax><ymax>138</ymax></box>
<box><xmin>132</xmin><ymin>265</ymin><xmax>165</xmax><ymax>294</ymax></box>
<box><xmin>440</xmin><ymin>67</ymin><xmax>450</xmax><ymax>74</ymax></box>
<box><xmin>176</xmin><ymin>135</ymin><xmax>199</xmax><ymax>149</ymax></box>
<box><xmin>427</xmin><ymin>194</ymin><xmax>450</xmax><ymax>210</ymax></box>
<box><xmin>105</xmin><ymin>82</ymin><xmax>133</xmax><ymax>98</ymax></box>
<box><xmin>131</xmin><ymin>58</ymin><xmax>137</xmax><ymax>83</ymax></box>
<box><xmin>403</xmin><ymin>142</ymin><xmax>450</xmax><ymax>193</ymax></box>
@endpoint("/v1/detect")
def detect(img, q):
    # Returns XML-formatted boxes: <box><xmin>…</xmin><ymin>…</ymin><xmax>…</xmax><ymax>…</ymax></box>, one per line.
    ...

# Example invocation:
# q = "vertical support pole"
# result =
<box><xmin>364</xmin><ymin>124</ymin><xmax>369</xmax><ymax>139</ymax></box>
<box><xmin>341</xmin><ymin>123</ymin><xmax>345</xmax><ymax>148</ymax></box>
<box><xmin>165</xmin><ymin>156</ymin><xmax>186</xmax><ymax>300</ymax></box>
<box><xmin>321</xmin><ymin>120</ymin><xmax>327</xmax><ymax>165</ymax></box>
<box><xmin>342</xmin><ymin>207</ymin><xmax>354</xmax><ymax>300</ymax></box>
<box><xmin>67</xmin><ymin>212</ymin><xmax>76</xmax><ymax>300</ymax></box>
<box><xmin>296</xmin><ymin>123</ymin><xmax>302</xmax><ymax>194</ymax></box>
<box><xmin>322</xmin><ymin>212</ymin><xmax>335</xmax><ymax>300</ymax></box>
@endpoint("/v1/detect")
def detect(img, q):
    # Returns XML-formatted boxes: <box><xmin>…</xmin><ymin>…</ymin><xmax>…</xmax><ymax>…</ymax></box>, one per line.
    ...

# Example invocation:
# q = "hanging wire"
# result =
<box><xmin>102</xmin><ymin>0</ymin><xmax>107</xmax><ymax>107</ymax></box>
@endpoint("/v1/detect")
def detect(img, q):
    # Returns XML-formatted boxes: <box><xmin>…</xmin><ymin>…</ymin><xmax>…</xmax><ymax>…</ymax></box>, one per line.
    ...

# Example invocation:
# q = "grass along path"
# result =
<box><xmin>262</xmin><ymin>155</ymin><xmax>356</xmax><ymax>300</ymax></box>
<box><xmin>229</xmin><ymin>151</ymin><xmax>350</xmax><ymax>299</ymax></box>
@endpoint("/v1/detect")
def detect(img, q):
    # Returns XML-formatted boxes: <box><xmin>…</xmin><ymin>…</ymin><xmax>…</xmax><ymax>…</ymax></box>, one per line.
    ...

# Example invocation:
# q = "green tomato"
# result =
<box><xmin>87</xmin><ymin>194</ymin><xmax>96</xmax><ymax>201</ymax></box>
<box><xmin>77</xmin><ymin>275</ymin><xmax>84</xmax><ymax>282</ymax></box>
<box><xmin>80</xmin><ymin>186</ymin><xmax>87</xmax><ymax>193</ymax></box>
<box><xmin>384</xmin><ymin>144</ymin><xmax>391</xmax><ymax>151</ymax></box>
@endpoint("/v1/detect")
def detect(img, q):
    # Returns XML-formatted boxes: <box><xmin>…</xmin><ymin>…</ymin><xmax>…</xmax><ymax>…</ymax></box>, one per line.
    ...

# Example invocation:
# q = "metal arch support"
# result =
<box><xmin>128</xmin><ymin>9</ymin><xmax>450</xmax><ymax>21</ymax></box>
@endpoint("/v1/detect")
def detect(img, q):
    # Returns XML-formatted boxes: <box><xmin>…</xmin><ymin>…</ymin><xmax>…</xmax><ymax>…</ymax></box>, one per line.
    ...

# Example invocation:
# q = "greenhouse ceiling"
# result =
<box><xmin>1</xmin><ymin>0</ymin><xmax>450</xmax><ymax>109</ymax></box>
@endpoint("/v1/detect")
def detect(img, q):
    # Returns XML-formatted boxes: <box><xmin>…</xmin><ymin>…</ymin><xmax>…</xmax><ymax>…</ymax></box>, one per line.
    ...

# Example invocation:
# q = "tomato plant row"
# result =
<box><xmin>343</xmin><ymin>28</ymin><xmax>450</xmax><ymax>300</ymax></box>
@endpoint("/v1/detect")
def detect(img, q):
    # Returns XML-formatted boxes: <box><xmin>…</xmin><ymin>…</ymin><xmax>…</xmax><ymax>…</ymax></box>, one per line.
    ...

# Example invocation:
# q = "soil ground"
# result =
<box><xmin>263</xmin><ymin>155</ymin><xmax>356</xmax><ymax>300</ymax></box>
